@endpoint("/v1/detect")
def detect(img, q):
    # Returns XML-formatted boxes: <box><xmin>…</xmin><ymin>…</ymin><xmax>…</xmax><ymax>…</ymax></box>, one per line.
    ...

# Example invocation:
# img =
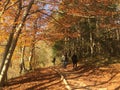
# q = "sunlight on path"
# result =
<box><xmin>52</xmin><ymin>67</ymin><xmax>72</xmax><ymax>90</ymax></box>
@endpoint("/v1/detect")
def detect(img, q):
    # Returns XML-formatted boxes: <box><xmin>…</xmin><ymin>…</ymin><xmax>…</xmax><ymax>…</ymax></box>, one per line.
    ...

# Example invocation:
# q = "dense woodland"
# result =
<box><xmin>0</xmin><ymin>0</ymin><xmax>120</xmax><ymax>87</ymax></box>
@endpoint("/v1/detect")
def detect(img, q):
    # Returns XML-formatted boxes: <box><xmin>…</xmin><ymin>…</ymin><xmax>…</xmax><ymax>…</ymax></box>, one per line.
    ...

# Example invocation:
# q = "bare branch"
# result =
<box><xmin>6</xmin><ymin>0</ymin><xmax>19</xmax><ymax>10</ymax></box>
<box><xmin>36</xmin><ymin>0</ymin><xmax>60</xmax><ymax>5</ymax></box>
<box><xmin>0</xmin><ymin>0</ymin><xmax>10</xmax><ymax>16</ymax></box>
<box><xmin>28</xmin><ymin>9</ymin><xmax>64</xmax><ymax>26</ymax></box>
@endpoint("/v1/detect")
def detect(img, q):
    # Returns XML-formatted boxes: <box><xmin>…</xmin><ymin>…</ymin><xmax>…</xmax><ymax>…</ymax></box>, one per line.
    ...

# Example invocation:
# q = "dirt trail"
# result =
<box><xmin>2</xmin><ymin>64</ymin><xmax>120</xmax><ymax>90</ymax></box>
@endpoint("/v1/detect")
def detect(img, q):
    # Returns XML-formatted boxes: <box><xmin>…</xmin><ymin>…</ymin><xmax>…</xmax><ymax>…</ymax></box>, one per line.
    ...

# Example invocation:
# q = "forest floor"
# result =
<box><xmin>2</xmin><ymin>63</ymin><xmax>120</xmax><ymax>90</ymax></box>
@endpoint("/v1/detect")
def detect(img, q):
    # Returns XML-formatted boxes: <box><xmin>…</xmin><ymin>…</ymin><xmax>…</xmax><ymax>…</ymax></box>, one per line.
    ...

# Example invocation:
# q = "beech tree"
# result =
<box><xmin>0</xmin><ymin>0</ymin><xmax>34</xmax><ymax>86</ymax></box>
<box><xmin>0</xmin><ymin>0</ymin><xmax>60</xmax><ymax>85</ymax></box>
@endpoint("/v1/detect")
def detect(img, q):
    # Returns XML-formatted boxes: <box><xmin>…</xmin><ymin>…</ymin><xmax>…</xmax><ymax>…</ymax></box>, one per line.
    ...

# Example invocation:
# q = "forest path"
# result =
<box><xmin>2</xmin><ymin>64</ymin><xmax>120</xmax><ymax>90</ymax></box>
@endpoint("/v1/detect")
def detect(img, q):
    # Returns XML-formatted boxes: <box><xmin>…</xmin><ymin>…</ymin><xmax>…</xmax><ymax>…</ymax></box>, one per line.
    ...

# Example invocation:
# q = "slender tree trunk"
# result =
<box><xmin>19</xmin><ymin>46</ymin><xmax>26</xmax><ymax>74</ymax></box>
<box><xmin>116</xmin><ymin>29</ymin><xmax>120</xmax><ymax>41</ymax></box>
<box><xmin>90</xmin><ymin>32</ymin><xmax>94</xmax><ymax>56</ymax></box>
<box><xmin>28</xmin><ymin>19</ymin><xmax>37</xmax><ymax>70</ymax></box>
<box><xmin>28</xmin><ymin>52</ymin><xmax>32</xmax><ymax>70</ymax></box>
<box><xmin>95</xmin><ymin>17</ymin><xmax>101</xmax><ymax>55</ymax></box>
<box><xmin>28</xmin><ymin>46</ymin><xmax>34</xmax><ymax>70</ymax></box>
<box><xmin>88</xmin><ymin>18</ymin><xmax>94</xmax><ymax>56</ymax></box>
<box><xmin>0</xmin><ymin>0</ymin><xmax>34</xmax><ymax>86</ymax></box>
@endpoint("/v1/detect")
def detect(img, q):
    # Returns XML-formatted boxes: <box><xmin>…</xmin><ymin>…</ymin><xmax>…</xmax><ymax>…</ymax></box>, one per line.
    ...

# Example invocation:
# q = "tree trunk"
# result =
<box><xmin>28</xmin><ymin>46</ymin><xmax>34</xmax><ymax>70</ymax></box>
<box><xmin>0</xmin><ymin>1</ymin><xmax>22</xmax><ymax>86</ymax></box>
<box><xmin>0</xmin><ymin>0</ymin><xmax>22</xmax><ymax>73</ymax></box>
<box><xmin>0</xmin><ymin>0</ymin><xmax>34</xmax><ymax>86</ymax></box>
<box><xmin>90</xmin><ymin>32</ymin><xmax>94</xmax><ymax>56</ymax></box>
<box><xmin>116</xmin><ymin>29</ymin><xmax>120</xmax><ymax>41</ymax></box>
<box><xmin>88</xmin><ymin>18</ymin><xmax>94</xmax><ymax>56</ymax></box>
<box><xmin>19</xmin><ymin>46</ymin><xmax>26</xmax><ymax>74</ymax></box>
<box><xmin>28</xmin><ymin>19</ymin><xmax>37</xmax><ymax>70</ymax></box>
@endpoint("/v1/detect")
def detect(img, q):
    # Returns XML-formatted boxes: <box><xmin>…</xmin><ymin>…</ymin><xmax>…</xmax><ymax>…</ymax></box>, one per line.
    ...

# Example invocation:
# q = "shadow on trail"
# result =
<box><xmin>73</xmin><ymin>72</ymin><xmax>119</xmax><ymax>90</ymax></box>
<box><xmin>115</xmin><ymin>86</ymin><xmax>120</xmax><ymax>90</ymax></box>
<box><xmin>66</xmin><ymin>65</ymin><xmax>100</xmax><ymax>79</ymax></box>
<box><xmin>4</xmin><ymin>68</ymin><xmax>62</xmax><ymax>90</ymax></box>
<box><xmin>65</xmin><ymin>64</ymin><xmax>120</xmax><ymax>90</ymax></box>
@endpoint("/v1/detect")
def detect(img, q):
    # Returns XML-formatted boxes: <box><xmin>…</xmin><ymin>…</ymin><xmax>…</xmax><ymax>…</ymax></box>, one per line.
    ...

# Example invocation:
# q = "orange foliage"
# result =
<box><xmin>58</xmin><ymin>0</ymin><xmax>119</xmax><ymax>30</ymax></box>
